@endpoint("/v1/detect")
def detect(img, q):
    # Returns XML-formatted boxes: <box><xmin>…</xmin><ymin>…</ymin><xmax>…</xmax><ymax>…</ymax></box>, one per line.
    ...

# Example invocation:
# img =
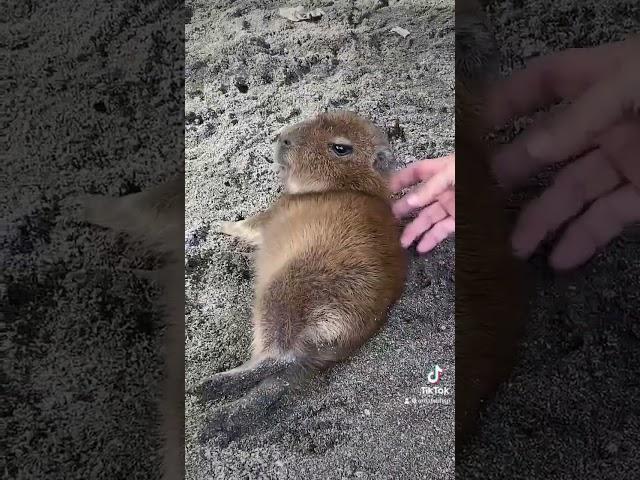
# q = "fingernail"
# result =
<box><xmin>549</xmin><ymin>245</ymin><xmax>580</xmax><ymax>272</ymax></box>
<box><xmin>417</xmin><ymin>243</ymin><xmax>434</xmax><ymax>254</ymax></box>
<box><xmin>406</xmin><ymin>195</ymin><xmax>419</xmax><ymax>207</ymax></box>
<box><xmin>549</xmin><ymin>253</ymin><xmax>572</xmax><ymax>272</ymax></box>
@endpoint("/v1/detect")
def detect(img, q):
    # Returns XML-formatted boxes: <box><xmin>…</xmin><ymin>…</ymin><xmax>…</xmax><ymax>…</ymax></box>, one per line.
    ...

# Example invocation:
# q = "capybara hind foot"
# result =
<box><xmin>198</xmin><ymin>381</ymin><xmax>289</xmax><ymax>446</ymax></box>
<box><xmin>192</xmin><ymin>359</ymin><xmax>285</xmax><ymax>403</ymax></box>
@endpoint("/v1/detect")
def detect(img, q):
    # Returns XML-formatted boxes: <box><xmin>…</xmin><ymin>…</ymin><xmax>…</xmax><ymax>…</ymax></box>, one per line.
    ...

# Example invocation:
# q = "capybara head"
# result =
<box><xmin>274</xmin><ymin>111</ymin><xmax>393</xmax><ymax>193</ymax></box>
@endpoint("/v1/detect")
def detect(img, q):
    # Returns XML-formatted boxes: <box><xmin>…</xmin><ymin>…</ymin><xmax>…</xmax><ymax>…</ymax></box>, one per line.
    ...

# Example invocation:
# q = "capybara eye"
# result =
<box><xmin>331</xmin><ymin>144</ymin><xmax>353</xmax><ymax>156</ymax></box>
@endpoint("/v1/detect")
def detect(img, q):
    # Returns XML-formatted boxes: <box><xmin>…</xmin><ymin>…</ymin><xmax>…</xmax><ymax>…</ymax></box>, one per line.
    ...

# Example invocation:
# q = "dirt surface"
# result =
<box><xmin>185</xmin><ymin>0</ymin><xmax>455</xmax><ymax>478</ymax></box>
<box><xmin>3</xmin><ymin>1</ymin><xmax>182</xmax><ymax>478</ymax></box>
<box><xmin>457</xmin><ymin>1</ymin><xmax>640</xmax><ymax>478</ymax></box>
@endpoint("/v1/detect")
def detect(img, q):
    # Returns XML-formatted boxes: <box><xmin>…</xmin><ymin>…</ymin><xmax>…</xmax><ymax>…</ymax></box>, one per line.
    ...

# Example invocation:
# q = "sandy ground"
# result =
<box><xmin>457</xmin><ymin>1</ymin><xmax>640</xmax><ymax>478</ymax></box>
<box><xmin>3</xmin><ymin>1</ymin><xmax>182</xmax><ymax>478</ymax></box>
<box><xmin>185</xmin><ymin>0</ymin><xmax>455</xmax><ymax>478</ymax></box>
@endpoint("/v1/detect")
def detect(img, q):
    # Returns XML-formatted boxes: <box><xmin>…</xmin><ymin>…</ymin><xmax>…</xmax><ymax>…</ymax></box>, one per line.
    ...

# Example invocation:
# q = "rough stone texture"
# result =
<box><xmin>185</xmin><ymin>0</ymin><xmax>455</xmax><ymax>478</ymax></box>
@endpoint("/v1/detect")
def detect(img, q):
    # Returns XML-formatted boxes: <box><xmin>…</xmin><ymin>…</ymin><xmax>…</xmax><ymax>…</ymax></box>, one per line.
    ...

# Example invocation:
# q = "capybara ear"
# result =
<box><xmin>372</xmin><ymin>145</ymin><xmax>395</xmax><ymax>172</ymax></box>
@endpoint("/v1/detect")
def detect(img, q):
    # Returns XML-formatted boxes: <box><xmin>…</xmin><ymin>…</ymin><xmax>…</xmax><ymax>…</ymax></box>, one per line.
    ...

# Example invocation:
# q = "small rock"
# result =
<box><xmin>390</xmin><ymin>26</ymin><xmax>411</xmax><ymax>38</ymax></box>
<box><xmin>278</xmin><ymin>6</ymin><xmax>325</xmax><ymax>22</ymax></box>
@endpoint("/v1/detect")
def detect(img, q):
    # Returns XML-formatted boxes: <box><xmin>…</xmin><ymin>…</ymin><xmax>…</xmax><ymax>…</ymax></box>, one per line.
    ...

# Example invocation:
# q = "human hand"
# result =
<box><xmin>389</xmin><ymin>154</ymin><xmax>455</xmax><ymax>254</ymax></box>
<box><xmin>485</xmin><ymin>35</ymin><xmax>640</xmax><ymax>270</ymax></box>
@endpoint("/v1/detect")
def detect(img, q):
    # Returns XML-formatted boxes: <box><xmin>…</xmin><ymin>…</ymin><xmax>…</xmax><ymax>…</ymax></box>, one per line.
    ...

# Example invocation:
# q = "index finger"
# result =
<box><xmin>389</xmin><ymin>155</ymin><xmax>454</xmax><ymax>193</ymax></box>
<box><xmin>484</xmin><ymin>38</ymin><xmax>634</xmax><ymax>129</ymax></box>
<box><xmin>523</xmin><ymin>62</ymin><xmax>640</xmax><ymax>171</ymax></box>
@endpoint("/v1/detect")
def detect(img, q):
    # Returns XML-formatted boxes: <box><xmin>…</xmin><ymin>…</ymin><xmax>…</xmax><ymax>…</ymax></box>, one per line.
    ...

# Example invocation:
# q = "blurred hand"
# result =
<box><xmin>389</xmin><ymin>154</ymin><xmax>455</xmax><ymax>254</ymax></box>
<box><xmin>485</xmin><ymin>34</ymin><xmax>640</xmax><ymax>270</ymax></box>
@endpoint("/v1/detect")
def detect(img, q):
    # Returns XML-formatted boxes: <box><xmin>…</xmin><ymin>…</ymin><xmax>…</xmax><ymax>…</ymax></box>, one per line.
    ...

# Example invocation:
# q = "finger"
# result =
<box><xmin>389</xmin><ymin>155</ymin><xmax>453</xmax><ymax>193</ymax></box>
<box><xmin>400</xmin><ymin>202</ymin><xmax>447</xmax><ymax>248</ymax></box>
<box><xmin>416</xmin><ymin>217</ymin><xmax>455</xmax><ymax>254</ymax></box>
<box><xmin>549</xmin><ymin>184</ymin><xmax>640</xmax><ymax>270</ymax></box>
<box><xmin>389</xmin><ymin>158</ymin><xmax>445</xmax><ymax>192</ymax></box>
<box><xmin>485</xmin><ymin>38</ymin><xmax>636</xmax><ymax>128</ymax></box>
<box><xmin>493</xmin><ymin>117</ymin><xmax>638</xmax><ymax>192</ymax></box>
<box><xmin>511</xmin><ymin>149</ymin><xmax>623</xmax><ymax>258</ymax></box>
<box><xmin>392</xmin><ymin>163</ymin><xmax>455</xmax><ymax>218</ymax></box>
<box><xmin>519</xmin><ymin>64</ymin><xmax>640</xmax><ymax>173</ymax></box>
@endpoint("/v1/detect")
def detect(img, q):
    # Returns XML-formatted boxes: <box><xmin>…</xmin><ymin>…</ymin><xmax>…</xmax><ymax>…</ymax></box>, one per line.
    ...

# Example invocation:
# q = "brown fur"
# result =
<box><xmin>455</xmin><ymin>0</ymin><xmax>526</xmax><ymax>453</ymax></box>
<box><xmin>73</xmin><ymin>175</ymin><xmax>185</xmax><ymax>480</ymax></box>
<box><xmin>195</xmin><ymin>111</ymin><xmax>407</xmax><ymax>444</ymax></box>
